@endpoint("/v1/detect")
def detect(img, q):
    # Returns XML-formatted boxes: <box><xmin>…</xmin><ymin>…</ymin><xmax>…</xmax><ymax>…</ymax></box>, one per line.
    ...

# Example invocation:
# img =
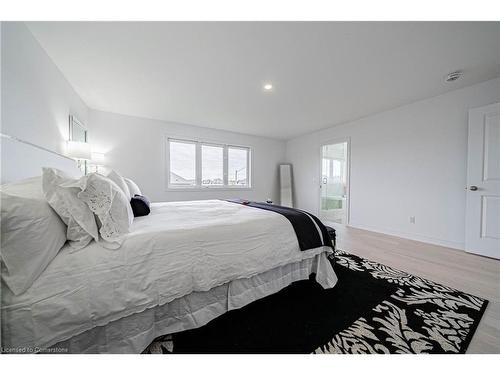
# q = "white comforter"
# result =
<box><xmin>1</xmin><ymin>200</ymin><xmax>332</xmax><ymax>349</ymax></box>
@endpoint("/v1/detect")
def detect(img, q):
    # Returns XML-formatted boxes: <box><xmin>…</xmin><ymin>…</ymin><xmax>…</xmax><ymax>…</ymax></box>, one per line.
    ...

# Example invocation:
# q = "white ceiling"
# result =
<box><xmin>26</xmin><ymin>22</ymin><xmax>500</xmax><ymax>140</ymax></box>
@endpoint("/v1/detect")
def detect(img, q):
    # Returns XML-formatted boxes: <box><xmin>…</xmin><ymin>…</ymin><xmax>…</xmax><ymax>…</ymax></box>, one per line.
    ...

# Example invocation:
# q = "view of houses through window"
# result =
<box><xmin>168</xmin><ymin>138</ymin><xmax>250</xmax><ymax>188</ymax></box>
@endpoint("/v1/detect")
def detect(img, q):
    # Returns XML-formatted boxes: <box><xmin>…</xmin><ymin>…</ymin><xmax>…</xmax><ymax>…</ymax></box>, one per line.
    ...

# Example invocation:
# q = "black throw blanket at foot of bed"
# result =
<box><xmin>145</xmin><ymin>250</ymin><xmax>488</xmax><ymax>354</ymax></box>
<box><xmin>226</xmin><ymin>200</ymin><xmax>333</xmax><ymax>252</ymax></box>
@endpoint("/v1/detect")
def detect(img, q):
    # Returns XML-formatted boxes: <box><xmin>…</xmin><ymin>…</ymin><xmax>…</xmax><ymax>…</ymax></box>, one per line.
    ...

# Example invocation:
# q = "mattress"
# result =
<box><xmin>1</xmin><ymin>200</ymin><xmax>337</xmax><ymax>350</ymax></box>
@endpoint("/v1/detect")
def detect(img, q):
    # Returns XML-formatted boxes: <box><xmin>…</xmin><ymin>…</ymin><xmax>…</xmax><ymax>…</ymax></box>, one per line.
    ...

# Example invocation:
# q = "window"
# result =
<box><xmin>169</xmin><ymin>140</ymin><xmax>196</xmax><ymax>186</ymax></box>
<box><xmin>201</xmin><ymin>144</ymin><xmax>224</xmax><ymax>186</ymax></box>
<box><xmin>167</xmin><ymin>138</ymin><xmax>251</xmax><ymax>189</ymax></box>
<box><xmin>228</xmin><ymin>147</ymin><xmax>248</xmax><ymax>186</ymax></box>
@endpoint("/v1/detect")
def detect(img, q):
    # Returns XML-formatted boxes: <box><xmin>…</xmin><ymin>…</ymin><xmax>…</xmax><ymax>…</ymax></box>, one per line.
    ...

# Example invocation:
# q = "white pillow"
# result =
<box><xmin>107</xmin><ymin>170</ymin><xmax>131</xmax><ymax>199</ymax></box>
<box><xmin>0</xmin><ymin>176</ymin><xmax>44</xmax><ymax>198</ymax></box>
<box><xmin>42</xmin><ymin>168</ymin><xmax>99</xmax><ymax>250</ymax></box>
<box><xmin>72</xmin><ymin>173</ymin><xmax>134</xmax><ymax>248</ymax></box>
<box><xmin>124</xmin><ymin>177</ymin><xmax>142</xmax><ymax>198</ymax></box>
<box><xmin>1</xmin><ymin>178</ymin><xmax>67</xmax><ymax>295</ymax></box>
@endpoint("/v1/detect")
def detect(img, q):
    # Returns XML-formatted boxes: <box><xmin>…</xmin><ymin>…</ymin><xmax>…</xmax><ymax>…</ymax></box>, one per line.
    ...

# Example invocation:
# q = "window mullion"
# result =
<box><xmin>223</xmin><ymin>145</ymin><xmax>228</xmax><ymax>186</ymax></box>
<box><xmin>246</xmin><ymin>148</ymin><xmax>250</xmax><ymax>187</ymax></box>
<box><xmin>166</xmin><ymin>139</ymin><xmax>171</xmax><ymax>187</ymax></box>
<box><xmin>196</xmin><ymin>142</ymin><xmax>202</xmax><ymax>187</ymax></box>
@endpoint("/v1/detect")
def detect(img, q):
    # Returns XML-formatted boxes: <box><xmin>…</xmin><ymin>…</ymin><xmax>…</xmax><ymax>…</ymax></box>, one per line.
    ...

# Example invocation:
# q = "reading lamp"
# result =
<box><xmin>67</xmin><ymin>141</ymin><xmax>91</xmax><ymax>173</ymax></box>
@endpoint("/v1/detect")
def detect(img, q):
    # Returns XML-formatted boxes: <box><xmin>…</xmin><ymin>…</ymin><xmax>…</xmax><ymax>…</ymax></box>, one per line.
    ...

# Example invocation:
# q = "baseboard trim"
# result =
<box><xmin>347</xmin><ymin>222</ymin><xmax>465</xmax><ymax>251</ymax></box>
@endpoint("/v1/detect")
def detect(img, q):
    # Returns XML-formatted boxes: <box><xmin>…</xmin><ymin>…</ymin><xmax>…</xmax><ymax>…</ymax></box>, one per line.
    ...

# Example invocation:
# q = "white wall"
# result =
<box><xmin>286</xmin><ymin>78</ymin><xmax>500</xmax><ymax>250</ymax></box>
<box><xmin>1</xmin><ymin>22</ymin><xmax>89</xmax><ymax>154</ymax></box>
<box><xmin>87</xmin><ymin>110</ymin><xmax>286</xmax><ymax>202</ymax></box>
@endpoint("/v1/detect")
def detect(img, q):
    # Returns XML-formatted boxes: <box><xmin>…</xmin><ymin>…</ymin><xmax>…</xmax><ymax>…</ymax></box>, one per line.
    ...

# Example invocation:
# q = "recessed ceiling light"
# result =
<box><xmin>263</xmin><ymin>83</ymin><xmax>273</xmax><ymax>91</ymax></box>
<box><xmin>445</xmin><ymin>71</ymin><xmax>462</xmax><ymax>82</ymax></box>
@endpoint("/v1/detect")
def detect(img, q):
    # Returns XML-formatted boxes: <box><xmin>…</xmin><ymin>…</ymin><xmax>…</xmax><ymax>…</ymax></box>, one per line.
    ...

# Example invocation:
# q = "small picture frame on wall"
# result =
<box><xmin>68</xmin><ymin>115</ymin><xmax>89</xmax><ymax>174</ymax></box>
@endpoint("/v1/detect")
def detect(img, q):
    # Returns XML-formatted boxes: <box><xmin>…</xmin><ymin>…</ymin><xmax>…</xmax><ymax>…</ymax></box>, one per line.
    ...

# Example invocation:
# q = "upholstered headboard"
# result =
<box><xmin>0</xmin><ymin>134</ymin><xmax>82</xmax><ymax>184</ymax></box>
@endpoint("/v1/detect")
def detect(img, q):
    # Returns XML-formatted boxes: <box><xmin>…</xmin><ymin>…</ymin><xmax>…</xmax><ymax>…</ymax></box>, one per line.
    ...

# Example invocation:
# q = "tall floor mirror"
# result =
<box><xmin>279</xmin><ymin>164</ymin><xmax>293</xmax><ymax>207</ymax></box>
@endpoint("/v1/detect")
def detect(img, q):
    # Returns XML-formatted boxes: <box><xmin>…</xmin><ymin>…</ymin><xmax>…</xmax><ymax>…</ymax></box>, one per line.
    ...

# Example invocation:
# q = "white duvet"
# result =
<box><xmin>1</xmin><ymin>200</ymin><xmax>332</xmax><ymax>349</ymax></box>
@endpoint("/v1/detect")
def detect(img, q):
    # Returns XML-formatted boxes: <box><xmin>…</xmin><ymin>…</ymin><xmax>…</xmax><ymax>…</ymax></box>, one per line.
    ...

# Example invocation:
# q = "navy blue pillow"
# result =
<box><xmin>130</xmin><ymin>194</ymin><xmax>151</xmax><ymax>217</ymax></box>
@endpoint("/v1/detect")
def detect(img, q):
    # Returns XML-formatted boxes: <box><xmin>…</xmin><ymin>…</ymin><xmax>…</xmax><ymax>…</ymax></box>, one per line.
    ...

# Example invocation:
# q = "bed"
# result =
<box><xmin>0</xmin><ymin>135</ymin><xmax>337</xmax><ymax>353</ymax></box>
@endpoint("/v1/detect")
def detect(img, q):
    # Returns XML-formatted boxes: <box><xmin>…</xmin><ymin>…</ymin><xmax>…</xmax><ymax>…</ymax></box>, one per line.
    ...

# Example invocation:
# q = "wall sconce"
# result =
<box><xmin>67</xmin><ymin>141</ymin><xmax>91</xmax><ymax>173</ymax></box>
<box><xmin>91</xmin><ymin>152</ymin><xmax>106</xmax><ymax>173</ymax></box>
<box><xmin>67</xmin><ymin>141</ymin><xmax>91</xmax><ymax>160</ymax></box>
<box><xmin>91</xmin><ymin>152</ymin><xmax>105</xmax><ymax>165</ymax></box>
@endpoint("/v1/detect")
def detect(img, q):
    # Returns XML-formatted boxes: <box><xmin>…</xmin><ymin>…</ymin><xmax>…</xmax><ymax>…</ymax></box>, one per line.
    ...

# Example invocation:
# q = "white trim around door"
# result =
<box><xmin>465</xmin><ymin>102</ymin><xmax>500</xmax><ymax>259</ymax></box>
<box><xmin>318</xmin><ymin>137</ymin><xmax>351</xmax><ymax>227</ymax></box>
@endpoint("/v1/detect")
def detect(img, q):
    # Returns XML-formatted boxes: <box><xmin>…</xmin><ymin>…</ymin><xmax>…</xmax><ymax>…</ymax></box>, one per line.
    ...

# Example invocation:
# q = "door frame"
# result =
<box><xmin>465</xmin><ymin>102</ymin><xmax>500</xmax><ymax>258</ymax></box>
<box><xmin>318</xmin><ymin>136</ymin><xmax>351</xmax><ymax>226</ymax></box>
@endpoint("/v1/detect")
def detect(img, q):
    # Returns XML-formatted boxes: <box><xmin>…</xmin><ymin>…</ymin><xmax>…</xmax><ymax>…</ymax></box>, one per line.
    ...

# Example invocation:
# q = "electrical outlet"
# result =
<box><xmin>409</xmin><ymin>216</ymin><xmax>416</xmax><ymax>224</ymax></box>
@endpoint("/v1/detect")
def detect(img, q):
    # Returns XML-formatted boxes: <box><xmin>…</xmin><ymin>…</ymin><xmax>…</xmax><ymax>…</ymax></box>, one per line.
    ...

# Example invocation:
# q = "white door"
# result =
<box><xmin>319</xmin><ymin>139</ymin><xmax>350</xmax><ymax>226</ymax></box>
<box><xmin>465</xmin><ymin>102</ymin><xmax>500</xmax><ymax>259</ymax></box>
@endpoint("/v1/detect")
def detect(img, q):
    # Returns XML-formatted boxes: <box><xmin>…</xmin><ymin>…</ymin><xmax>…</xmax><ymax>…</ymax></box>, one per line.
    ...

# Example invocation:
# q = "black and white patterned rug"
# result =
<box><xmin>144</xmin><ymin>249</ymin><xmax>488</xmax><ymax>354</ymax></box>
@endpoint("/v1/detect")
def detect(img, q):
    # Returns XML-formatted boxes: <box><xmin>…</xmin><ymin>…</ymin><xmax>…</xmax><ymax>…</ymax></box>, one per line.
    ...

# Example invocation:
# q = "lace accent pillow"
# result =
<box><xmin>72</xmin><ymin>173</ymin><xmax>134</xmax><ymax>247</ymax></box>
<box><xmin>42</xmin><ymin>168</ymin><xmax>99</xmax><ymax>250</ymax></box>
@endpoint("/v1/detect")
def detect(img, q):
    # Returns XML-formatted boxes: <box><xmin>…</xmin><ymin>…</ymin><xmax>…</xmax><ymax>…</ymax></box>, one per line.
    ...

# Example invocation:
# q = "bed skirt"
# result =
<box><xmin>49</xmin><ymin>251</ymin><xmax>337</xmax><ymax>353</ymax></box>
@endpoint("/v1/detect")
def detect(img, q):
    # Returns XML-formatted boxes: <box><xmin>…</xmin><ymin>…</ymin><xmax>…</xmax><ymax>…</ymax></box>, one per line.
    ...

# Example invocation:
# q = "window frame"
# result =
<box><xmin>167</xmin><ymin>138</ymin><xmax>198</xmax><ymax>187</ymax></box>
<box><xmin>200</xmin><ymin>143</ymin><xmax>225</xmax><ymax>187</ymax></box>
<box><xmin>166</xmin><ymin>136</ymin><xmax>252</xmax><ymax>191</ymax></box>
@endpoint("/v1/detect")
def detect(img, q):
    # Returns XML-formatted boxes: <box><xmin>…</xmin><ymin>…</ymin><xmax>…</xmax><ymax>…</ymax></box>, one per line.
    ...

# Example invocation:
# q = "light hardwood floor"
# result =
<box><xmin>333</xmin><ymin>225</ymin><xmax>500</xmax><ymax>354</ymax></box>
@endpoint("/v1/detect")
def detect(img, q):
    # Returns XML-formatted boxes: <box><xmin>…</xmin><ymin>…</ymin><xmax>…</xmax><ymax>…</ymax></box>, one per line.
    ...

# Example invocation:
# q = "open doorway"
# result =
<box><xmin>319</xmin><ymin>139</ymin><xmax>350</xmax><ymax>227</ymax></box>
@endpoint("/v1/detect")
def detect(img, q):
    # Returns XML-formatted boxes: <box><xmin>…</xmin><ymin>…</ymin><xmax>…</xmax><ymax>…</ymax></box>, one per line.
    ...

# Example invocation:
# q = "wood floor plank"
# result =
<box><xmin>333</xmin><ymin>225</ymin><xmax>500</xmax><ymax>354</ymax></box>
